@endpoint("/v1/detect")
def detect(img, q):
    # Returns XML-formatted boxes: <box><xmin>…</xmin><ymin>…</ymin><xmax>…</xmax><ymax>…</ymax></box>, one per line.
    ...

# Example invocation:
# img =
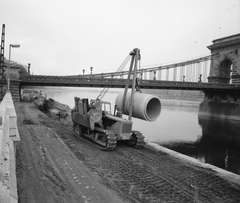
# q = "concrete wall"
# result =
<box><xmin>0</xmin><ymin>92</ymin><xmax>20</xmax><ymax>203</ymax></box>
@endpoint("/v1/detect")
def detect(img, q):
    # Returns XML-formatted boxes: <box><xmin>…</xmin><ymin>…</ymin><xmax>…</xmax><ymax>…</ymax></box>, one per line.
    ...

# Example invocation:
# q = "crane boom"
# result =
<box><xmin>119</xmin><ymin>48</ymin><xmax>140</xmax><ymax>120</ymax></box>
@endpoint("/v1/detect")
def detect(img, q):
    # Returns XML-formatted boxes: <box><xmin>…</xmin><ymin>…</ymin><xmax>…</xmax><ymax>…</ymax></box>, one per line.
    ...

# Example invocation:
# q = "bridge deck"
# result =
<box><xmin>19</xmin><ymin>75</ymin><xmax>240</xmax><ymax>91</ymax></box>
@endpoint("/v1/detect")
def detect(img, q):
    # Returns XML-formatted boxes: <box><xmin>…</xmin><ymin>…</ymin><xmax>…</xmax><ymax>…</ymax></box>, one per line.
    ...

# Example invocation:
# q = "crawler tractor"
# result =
<box><xmin>71</xmin><ymin>98</ymin><xmax>144</xmax><ymax>150</ymax></box>
<box><xmin>71</xmin><ymin>48</ymin><xmax>161</xmax><ymax>150</ymax></box>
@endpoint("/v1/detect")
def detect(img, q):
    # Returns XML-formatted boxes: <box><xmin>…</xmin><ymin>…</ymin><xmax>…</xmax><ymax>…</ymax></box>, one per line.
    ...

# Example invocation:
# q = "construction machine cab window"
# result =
<box><xmin>90</xmin><ymin>99</ymin><xmax>111</xmax><ymax>115</ymax></box>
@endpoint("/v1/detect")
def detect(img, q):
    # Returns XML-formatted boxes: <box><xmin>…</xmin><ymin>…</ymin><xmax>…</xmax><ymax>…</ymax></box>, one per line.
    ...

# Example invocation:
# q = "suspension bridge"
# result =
<box><xmin>19</xmin><ymin>53</ymin><xmax>238</xmax><ymax>92</ymax></box>
<box><xmin>19</xmin><ymin>33</ymin><xmax>240</xmax><ymax>89</ymax></box>
<box><xmin>1</xmin><ymin>28</ymin><xmax>240</xmax><ymax>101</ymax></box>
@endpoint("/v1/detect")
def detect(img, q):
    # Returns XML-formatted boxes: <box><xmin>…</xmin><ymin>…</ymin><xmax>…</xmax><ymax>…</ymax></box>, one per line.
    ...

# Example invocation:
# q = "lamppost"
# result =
<box><xmin>7</xmin><ymin>44</ymin><xmax>20</xmax><ymax>91</ymax></box>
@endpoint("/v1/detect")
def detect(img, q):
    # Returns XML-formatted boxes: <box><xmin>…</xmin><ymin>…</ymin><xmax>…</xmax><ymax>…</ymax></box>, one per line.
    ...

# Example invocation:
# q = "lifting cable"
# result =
<box><xmin>135</xmin><ymin>56</ymin><xmax>142</xmax><ymax>92</ymax></box>
<box><xmin>97</xmin><ymin>54</ymin><xmax>131</xmax><ymax>100</ymax></box>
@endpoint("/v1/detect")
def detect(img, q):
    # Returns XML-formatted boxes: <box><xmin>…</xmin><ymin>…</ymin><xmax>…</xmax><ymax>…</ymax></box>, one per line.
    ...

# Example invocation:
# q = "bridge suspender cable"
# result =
<box><xmin>87</xmin><ymin>54</ymin><xmax>215</xmax><ymax>79</ymax></box>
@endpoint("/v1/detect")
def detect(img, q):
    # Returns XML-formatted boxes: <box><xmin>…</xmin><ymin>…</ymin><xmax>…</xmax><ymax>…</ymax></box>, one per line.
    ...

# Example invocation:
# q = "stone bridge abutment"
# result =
<box><xmin>208</xmin><ymin>33</ymin><xmax>240</xmax><ymax>84</ymax></box>
<box><xmin>199</xmin><ymin>33</ymin><xmax>240</xmax><ymax>119</ymax></box>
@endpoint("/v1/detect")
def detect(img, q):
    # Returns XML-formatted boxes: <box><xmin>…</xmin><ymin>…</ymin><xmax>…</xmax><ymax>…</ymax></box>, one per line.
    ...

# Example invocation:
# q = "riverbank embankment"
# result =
<box><xmin>15</xmin><ymin>101</ymin><xmax>240</xmax><ymax>203</ymax></box>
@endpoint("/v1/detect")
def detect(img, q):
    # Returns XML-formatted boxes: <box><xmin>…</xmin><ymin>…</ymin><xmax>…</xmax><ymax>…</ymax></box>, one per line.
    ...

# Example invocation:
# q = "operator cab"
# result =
<box><xmin>90</xmin><ymin>99</ymin><xmax>111</xmax><ymax>115</ymax></box>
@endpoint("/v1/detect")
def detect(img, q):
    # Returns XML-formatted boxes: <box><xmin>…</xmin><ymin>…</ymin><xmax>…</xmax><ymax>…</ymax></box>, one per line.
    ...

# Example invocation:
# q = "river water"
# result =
<box><xmin>42</xmin><ymin>87</ymin><xmax>240</xmax><ymax>175</ymax></box>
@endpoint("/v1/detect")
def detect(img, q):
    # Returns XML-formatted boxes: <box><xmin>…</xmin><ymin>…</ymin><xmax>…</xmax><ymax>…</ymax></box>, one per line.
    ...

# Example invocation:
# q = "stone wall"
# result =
<box><xmin>207</xmin><ymin>33</ymin><xmax>240</xmax><ymax>84</ymax></box>
<box><xmin>207</xmin><ymin>76</ymin><xmax>231</xmax><ymax>84</ymax></box>
<box><xmin>9</xmin><ymin>81</ymin><xmax>20</xmax><ymax>102</ymax></box>
<box><xmin>231</xmin><ymin>75</ymin><xmax>240</xmax><ymax>84</ymax></box>
<box><xmin>0</xmin><ymin>81</ymin><xmax>20</xmax><ymax>102</ymax></box>
<box><xmin>0</xmin><ymin>92</ymin><xmax>20</xmax><ymax>202</ymax></box>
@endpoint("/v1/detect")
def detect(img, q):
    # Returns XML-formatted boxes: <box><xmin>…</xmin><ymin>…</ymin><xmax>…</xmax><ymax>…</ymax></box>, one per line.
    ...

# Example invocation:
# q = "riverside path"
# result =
<box><xmin>15</xmin><ymin>102</ymin><xmax>240</xmax><ymax>203</ymax></box>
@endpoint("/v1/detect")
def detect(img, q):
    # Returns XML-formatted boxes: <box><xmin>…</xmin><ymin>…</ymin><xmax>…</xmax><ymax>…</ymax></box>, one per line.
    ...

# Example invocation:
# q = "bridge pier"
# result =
<box><xmin>199</xmin><ymin>89</ymin><xmax>240</xmax><ymax>120</ymax></box>
<box><xmin>201</xmin><ymin>33</ymin><xmax>240</xmax><ymax>120</ymax></box>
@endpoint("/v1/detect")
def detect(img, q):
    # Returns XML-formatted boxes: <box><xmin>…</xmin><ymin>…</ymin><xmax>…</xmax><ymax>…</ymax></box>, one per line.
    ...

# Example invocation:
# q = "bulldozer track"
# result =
<box><xmin>68</xmin><ymin>134</ymin><xmax>240</xmax><ymax>203</ymax></box>
<box><xmin>69</xmin><ymin>123</ymin><xmax>240</xmax><ymax>202</ymax></box>
<box><xmin>76</xmin><ymin>144</ymin><xmax>197</xmax><ymax>202</ymax></box>
<box><xmin>16</xmin><ymin>103</ymin><xmax>240</xmax><ymax>203</ymax></box>
<box><xmin>73</xmin><ymin>123</ymin><xmax>145</xmax><ymax>151</ymax></box>
<box><xmin>117</xmin><ymin>146</ymin><xmax>240</xmax><ymax>202</ymax></box>
<box><xmin>34</xmin><ymin>104</ymin><xmax>240</xmax><ymax>202</ymax></box>
<box><xmin>42</xmin><ymin>112</ymin><xmax>240</xmax><ymax>202</ymax></box>
<box><xmin>131</xmin><ymin>130</ymin><xmax>145</xmax><ymax>149</ymax></box>
<box><xmin>94</xmin><ymin>127</ymin><xmax>117</xmax><ymax>150</ymax></box>
<box><xmin>73</xmin><ymin>125</ymin><xmax>117</xmax><ymax>151</ymax></box>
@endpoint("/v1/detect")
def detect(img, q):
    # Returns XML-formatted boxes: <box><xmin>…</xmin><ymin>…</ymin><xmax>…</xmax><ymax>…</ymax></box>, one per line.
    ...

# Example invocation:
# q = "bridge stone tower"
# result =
<box><xmin>200</xmin><ymin>34</ymin><xmax>240</xmax><ymax>120</ymax></box>
<box><xmin>207</xmin><ymin>33</ymin><xmax>240</xmax><ymax>84</ymax></box>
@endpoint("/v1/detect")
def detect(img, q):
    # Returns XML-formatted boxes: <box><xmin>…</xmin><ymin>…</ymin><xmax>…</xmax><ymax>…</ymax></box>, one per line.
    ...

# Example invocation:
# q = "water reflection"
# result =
<box><xmin>162</xmin><ymin>115</ymin><xmax>240</xmax><ymax>175</ymax></box>
<box><xmin>199</xmin><ymin>101</ymin><xmax>240</xmax><ymax>120</ymax></box>
<box><xmin>198</xmin><ymin>115</ymin><xmax>240</xmax><ymax>175</ymax></box>
<box><xmin>198</xmin><ymin>115</ymin><xmax>240</xmax><ymax>149</ymax></box>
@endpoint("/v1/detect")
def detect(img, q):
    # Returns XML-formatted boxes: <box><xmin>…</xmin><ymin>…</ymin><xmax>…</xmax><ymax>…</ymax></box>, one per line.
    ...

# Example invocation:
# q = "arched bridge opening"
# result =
<box><xmin>208</xmin><ymin>33</ymin><xmax>240</xmax><ymax>84</ymax></box>
<box><xmin>219</xmin><ymin>58</ymin><xmax>233</xmax><ymax>84</ymax></box>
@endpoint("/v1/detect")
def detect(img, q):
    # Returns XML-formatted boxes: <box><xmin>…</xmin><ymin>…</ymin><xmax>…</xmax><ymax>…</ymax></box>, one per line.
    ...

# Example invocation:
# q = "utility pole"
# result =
<box><xmin>0</xmin><ymin>24</ymin><xmax>5</xmax><ymax>100</ymax></box>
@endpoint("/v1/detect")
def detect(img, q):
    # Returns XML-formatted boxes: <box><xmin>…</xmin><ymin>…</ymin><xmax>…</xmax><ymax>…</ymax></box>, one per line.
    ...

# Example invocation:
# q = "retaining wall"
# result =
<box><xmin>0</xmin><ymin>92</ymin><xmax>20</xmax><ymax>203</ymax></box>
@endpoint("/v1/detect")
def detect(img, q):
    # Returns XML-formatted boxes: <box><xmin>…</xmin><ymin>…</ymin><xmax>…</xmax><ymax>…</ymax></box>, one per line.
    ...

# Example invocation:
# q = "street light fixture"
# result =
<box><xmin>7</xmin><ymin>44</ymin><xmax>20</xmax><ymax>91</ymax></box>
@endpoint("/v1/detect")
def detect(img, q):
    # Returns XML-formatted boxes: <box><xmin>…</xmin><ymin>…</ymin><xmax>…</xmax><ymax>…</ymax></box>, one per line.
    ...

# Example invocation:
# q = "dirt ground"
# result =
<box><xmin>15</xmin><ymin>102</ymin><xmax>240</xmax><ymax>203</ymax></box>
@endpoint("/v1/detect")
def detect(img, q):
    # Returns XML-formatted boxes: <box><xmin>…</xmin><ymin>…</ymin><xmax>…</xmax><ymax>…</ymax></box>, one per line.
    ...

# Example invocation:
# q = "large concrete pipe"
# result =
<box><xmin>115</xmin><ymin>92</ymin><xmax>161</xmax><ymax>121</ymax></box>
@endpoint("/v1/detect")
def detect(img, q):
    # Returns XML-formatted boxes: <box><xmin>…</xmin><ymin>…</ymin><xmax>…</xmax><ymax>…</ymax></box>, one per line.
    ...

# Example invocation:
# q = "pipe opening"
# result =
<box><xmin>146</xmin><ymin>97</ymin><xmax>161</xmax><ymax>121</ymax></box>
<box><xmin>115</xmin><ymin>92</ymin><xmax>161</xmax><ymax>121</ymax></box>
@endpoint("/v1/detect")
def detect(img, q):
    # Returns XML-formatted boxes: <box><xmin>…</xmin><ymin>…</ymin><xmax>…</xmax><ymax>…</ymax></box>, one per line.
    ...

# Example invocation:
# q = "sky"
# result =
<box><xmin>0</xmin><ymin>0</ymin><xmax>239</xmax><ymax>76</ymax></box>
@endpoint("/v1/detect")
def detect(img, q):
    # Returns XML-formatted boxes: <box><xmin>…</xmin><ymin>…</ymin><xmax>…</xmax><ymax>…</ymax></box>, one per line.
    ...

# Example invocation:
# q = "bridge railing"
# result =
<box><xmin>19</xmin><ymin>74</ymin><xmax>240</xmax><ymax>91</ymax></box>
